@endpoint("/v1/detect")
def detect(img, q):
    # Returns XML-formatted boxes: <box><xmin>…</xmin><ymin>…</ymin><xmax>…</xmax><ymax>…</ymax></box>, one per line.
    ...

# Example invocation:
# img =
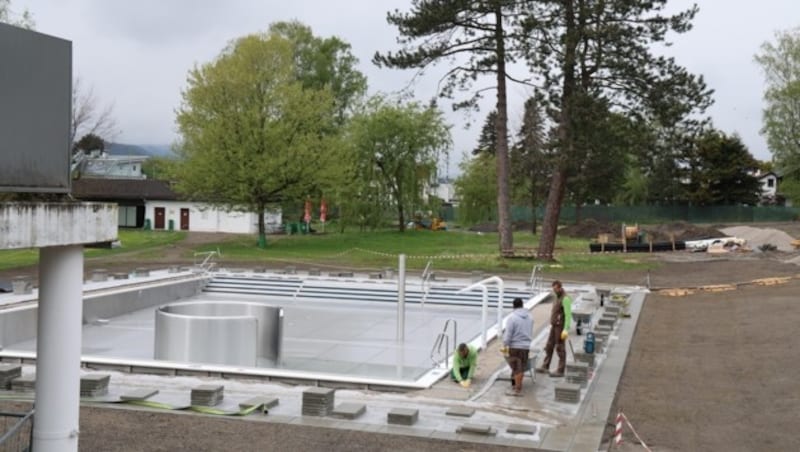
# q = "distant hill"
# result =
<box><xmin>106</xmin><ymin>143</ymin><xmax>175</xmax><ymax>158</ymax></box>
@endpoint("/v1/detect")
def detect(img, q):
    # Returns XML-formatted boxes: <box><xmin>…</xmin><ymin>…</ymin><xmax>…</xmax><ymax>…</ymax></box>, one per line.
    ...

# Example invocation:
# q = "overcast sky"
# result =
<box><xmin>14</xmin><ymin>0</ymin><xmax>800</xmax><ymax>173</ymax></box>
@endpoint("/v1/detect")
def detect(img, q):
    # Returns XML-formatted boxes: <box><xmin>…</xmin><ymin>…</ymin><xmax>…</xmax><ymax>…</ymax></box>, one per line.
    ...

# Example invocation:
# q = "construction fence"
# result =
<box><xmin>441</xmin><ymin>205</ymin><xmax>800</xmax><ymax>225</ymax></box>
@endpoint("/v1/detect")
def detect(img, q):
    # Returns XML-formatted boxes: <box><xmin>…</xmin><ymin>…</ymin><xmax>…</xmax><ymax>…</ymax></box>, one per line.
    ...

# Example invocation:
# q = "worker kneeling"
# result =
<box><xmin>502</xmin><ymin>297</ymin><xmax>533</xmax><ymax>396</ymax></box>
<box><xmin>451</xmin><ymin>343</ymin><xmax>477</xmax><ymax>388</ymax></box>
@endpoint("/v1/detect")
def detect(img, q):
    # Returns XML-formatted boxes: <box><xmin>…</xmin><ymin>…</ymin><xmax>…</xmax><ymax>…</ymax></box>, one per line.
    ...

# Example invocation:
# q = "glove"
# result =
<box><xmin>460</xmin><ymin>380</ymin><xmax>470</xmax><ymax>388</ymax></box>
<box><xmin>464</xmin><ymin>379</ymin><xmax>472</xmax><ymax>388</ymax></box>
<box><xmin>560</xmin><ymin>330</ymin><xmax>569</xmax><ymax>341</ymax></box>
<box><xmin>500</xmin><ymin>346</ymin><xmax>509</xmax><ymax>357</ymax></box>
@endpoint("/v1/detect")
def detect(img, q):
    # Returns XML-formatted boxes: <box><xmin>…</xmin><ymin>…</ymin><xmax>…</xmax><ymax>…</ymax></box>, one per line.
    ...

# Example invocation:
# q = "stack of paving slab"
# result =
<box><xmin>80</xmin><ymin>374</ymin><xmax>110</xmax><ymax>397</ymax></box>
<box><xmin>11</xmin><ymin>375</ymin><xmax>35</xmax><ymax>392</ymax></box>
<box><xmin>301</xmin><ymin>387</ymin><xmax>335</xmax><ymax>416</ymax></box>
<box><xmin>0</xmin><ymin>365</ymin><xmax>22</xmax><ymax>390</ymax></box>
<box><xmin>573</xmin><ymin>351</ymin><xmax>595</xmax><ymax>369</ymax></box>
<box><xmin>566</xmin><ymin>362</ymin><xmax>589</xmax><ymax>388</ymax></box>
<box><xmin>191</xmin><ymin>384</ymin><xmax>224</xmax><ymax>407</ymax></box>
<box><xmin>554</xmin><ymin>383</ymin><xmax>581</xmax><ymax>403</ymax></box>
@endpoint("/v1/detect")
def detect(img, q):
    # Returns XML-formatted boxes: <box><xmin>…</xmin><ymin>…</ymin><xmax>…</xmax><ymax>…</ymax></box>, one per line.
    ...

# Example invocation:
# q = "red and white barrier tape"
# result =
<box><xmin>615</xmin><ymin>411</ymin><xmax>652</xmax><ymax>451</ymax></box>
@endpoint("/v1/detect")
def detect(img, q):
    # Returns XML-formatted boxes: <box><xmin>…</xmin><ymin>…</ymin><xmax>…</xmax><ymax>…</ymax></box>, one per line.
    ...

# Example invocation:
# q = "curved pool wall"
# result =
<box><xmin>0</xmin><ymin>269</ymin><xmax>554</xmax><ymax>390</ymax></box>
<box><xmin>154</xmin><ymin>301</ymin><xmax>283</xmax><ymax>367</ymax></box>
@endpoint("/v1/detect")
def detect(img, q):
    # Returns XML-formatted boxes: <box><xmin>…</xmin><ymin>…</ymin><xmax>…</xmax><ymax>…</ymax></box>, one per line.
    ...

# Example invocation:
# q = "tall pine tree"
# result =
<box><xmin>375</xmin><ymin>0</ymin><xmax>531</xmax><ymax>254</ymax></box>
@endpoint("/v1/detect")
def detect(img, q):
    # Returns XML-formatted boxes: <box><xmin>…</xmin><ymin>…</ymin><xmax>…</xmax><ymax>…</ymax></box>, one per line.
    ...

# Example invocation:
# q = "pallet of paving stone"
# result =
<box><xmin>566</xmin><ymin>372</ymin><xmax>587</xmax><ymax>388</ymax></box>
<box><xmin>301</xmin><ymin>387</ymin><xmax>335</xmax><ymax>416</ymax></box>
<box><xmin>80</xmin><ymin>374</ymin><xmax>111</xmax><ymax>397</ymax></box>
<box><xmin>566</xmin><ymin>362</ymin><xmax>589</xmax><ymax>378</ymax></box>
<box><xmin>0</xmin><ymin>364</ymin><xmax>22</xmax><ymax>390</ymax></box>
<box><xmin>191</xmin><ymin>384</ymin><xmax>224</xmax><ymax>407</ymax></box>
<box><xmin>554</xmin><ymin>383</ymin><xmax>581</xmax><ymax>403</ymax></box>
<box><xmin>387</xmin><ymin>408</ymin><xmax>418</xmax><ymax>426</ymax></box>
<box><xmin>573</xmin><ymin>352</ymin><xmax>595</xmax><ymax>368</ymax></box>
<box><xmin>10</xmin><ymin>375</ymin><xmax>35</xmax><ymax>393</ymax></box>
<box><xmin>331</xmin><ymin>402</ymin><xmax>366</xmax><ymax>420</ymax></box>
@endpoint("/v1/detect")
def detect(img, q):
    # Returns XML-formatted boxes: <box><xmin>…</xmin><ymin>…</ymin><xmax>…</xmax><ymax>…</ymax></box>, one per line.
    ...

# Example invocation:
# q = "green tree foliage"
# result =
<box><xmin>523</xmin><ymin>0</ymin><xmax>712</xmax><ymax>259</ymax></box>
<box><xmin>268</xmin><ymin>21</ymin><xmax>367</xmax><ymax>126</ymax></box>
<box><xmin>687</xmin><ymin>131</ymin><xmax>761</xmax><ymax>206</ymax></box>
<box><xmin>346</xmin><ymin>98</ymin><xmax>451</xmax><ymax>232</ymax></box>
<box><xmin>174</xmin><ymin>33</ymin><xmax>336</xmax><ymax>248</ymax></box>
<box><xmin>510</xmin><ymin>97</ymin><xmax>549</xmax><ymax>233</ymax></box>
<box><xmin>75</xmin><ymin>133</ymin><xmax>105</xmax><ymax>152</ymax></box>
<box><xmin>473</xmin><ymin>110</ymin><xmax>498</xmax><ymax>156</ymax></box>
<box><xmin>375</xmin><ymin>0</ymin><xmax>530</xmax><ymax>252</ymax></box>
<box><xmin>0</xmin><ymin>0</ymin><xmax>34</xmax><ymax>28</ymax></box>
<box><xmin>755</xmin><ymin>28</ymin><xmax>800</xmax><ymax>180</ymax></box>
<box><xmin>455</xmin><ymin>152</ymin><xmax>498</xmax><ymax>225</ymax></box>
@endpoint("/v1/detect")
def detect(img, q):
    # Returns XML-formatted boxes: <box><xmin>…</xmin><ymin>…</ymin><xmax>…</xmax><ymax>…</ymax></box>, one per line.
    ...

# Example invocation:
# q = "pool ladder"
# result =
<box><xmin>429</xmin><ymin>319</ymin><xmax>457</xmax><ymax>368</ymax></box>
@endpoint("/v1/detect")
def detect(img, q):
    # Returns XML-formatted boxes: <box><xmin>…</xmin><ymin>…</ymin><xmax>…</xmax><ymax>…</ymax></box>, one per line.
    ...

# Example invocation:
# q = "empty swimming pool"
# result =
<box><xmin>0</xmin><ymin>269</ymin><xmax>547</xmax><ymax>389</ymax></box>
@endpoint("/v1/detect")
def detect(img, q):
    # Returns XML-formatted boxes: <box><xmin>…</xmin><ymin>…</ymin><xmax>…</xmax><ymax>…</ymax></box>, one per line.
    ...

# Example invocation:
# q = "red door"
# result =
<box><xmin>154</xmin><ymin>207</ymin><xmax>165</xmax><ymax>229</ymax></box>
<box><xmin>180</xmin><ymin>208</ymin><xmax>190</xmax><ymax>230</ymax></box>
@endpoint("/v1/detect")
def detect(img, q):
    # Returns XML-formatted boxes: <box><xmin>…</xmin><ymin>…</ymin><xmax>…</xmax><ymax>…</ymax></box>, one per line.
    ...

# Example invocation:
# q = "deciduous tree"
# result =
<box><xmin>347</xmin><ymin>98</ymin><xmax>450</xmax><ymax>232</ymax></box>
<box><xmin>175</xmin><ymin>33</ymin><xmax>336</xmax><ymax>247</ymax></box>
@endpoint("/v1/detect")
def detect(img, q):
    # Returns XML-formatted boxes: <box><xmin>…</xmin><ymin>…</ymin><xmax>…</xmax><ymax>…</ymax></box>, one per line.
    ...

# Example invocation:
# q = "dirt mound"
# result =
<box><xmin>643</xmin><ymin>222</ymin><xmax>726</xmax><ymax>242</ymax></box>
<box><xmin>560</xmin><ymin>219</ymin><xmax>619</xmax><ymax>239</ymax></box>
<box><xmin>720</xmin><ymin>225</ymin><xmax>797</xmax><ymax>252</ymax></box>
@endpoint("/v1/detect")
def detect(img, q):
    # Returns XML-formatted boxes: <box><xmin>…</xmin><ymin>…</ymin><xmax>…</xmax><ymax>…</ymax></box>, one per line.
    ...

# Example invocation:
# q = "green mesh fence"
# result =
<box><xmin>454</xmin><ymin>205</ymin><xmax>800</xmax><ymax>225</ymax></box>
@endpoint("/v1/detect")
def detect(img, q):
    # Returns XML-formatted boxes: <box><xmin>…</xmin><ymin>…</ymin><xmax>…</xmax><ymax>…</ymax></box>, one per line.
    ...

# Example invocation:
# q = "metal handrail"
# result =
<box><xmin>429</xmin><ymin>318</ymin><xmax>458</xmax><ymax>368</ymax></box>
<box><xmin>0</xmin><ymin>409</ymin><xmax>34</xmax><ymax>449</ymax></box>
<box><xmin>194</xmin><ymin>247</ymin><xmax>221</xmax><ymax>272</ymax></box>
<box><xmin>529</xmin><ymin>264</ymin><xmax>543</xmax><ymax>294</ymax></box>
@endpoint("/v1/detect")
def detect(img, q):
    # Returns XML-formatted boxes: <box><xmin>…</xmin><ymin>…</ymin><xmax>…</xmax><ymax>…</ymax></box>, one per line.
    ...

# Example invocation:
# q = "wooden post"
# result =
<box><xmin>649</xmin><ymin>238</ymin><xmax>653</xmax><ymax>253</ymax></box>
<box><xmin>671</xmin><ymin>233</ymin><xmax>675</xmax><ymax>251</ymax></box>
<box><xmin>621</xmin><ymin>224</ymin><xmax>627</xmax><ymax>253</ymax></box>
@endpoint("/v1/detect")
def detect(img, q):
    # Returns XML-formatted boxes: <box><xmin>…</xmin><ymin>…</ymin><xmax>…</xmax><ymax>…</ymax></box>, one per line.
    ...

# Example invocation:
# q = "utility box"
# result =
<box><xmin>0</xmin><ymin>23</ymin><xmax>72</xmax><ymax>193</ymax></box>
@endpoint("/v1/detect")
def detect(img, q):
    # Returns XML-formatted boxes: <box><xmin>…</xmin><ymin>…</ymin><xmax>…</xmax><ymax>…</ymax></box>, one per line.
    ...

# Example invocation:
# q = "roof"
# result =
<box><xmin>758</xmin><ymin>171</ymin><xmax>778</xmax><ymax>179</ymax></box>
<box><xmin>71</xmin><ymin>178</ymin><xmax>178</xmax><ymax>201</ymax></box>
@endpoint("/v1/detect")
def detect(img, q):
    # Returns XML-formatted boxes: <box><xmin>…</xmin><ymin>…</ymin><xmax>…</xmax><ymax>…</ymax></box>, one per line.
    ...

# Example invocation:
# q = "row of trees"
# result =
<box><xmin>174</xmin><ymin>22</ymin><xmax>451</xmax><ymax>247</ymax></box>
<box><xmin>456</xmin><ymin>102</ymin><xmax>765</xmax><ymax>229</ymax></box>
<box><xmin>376</xmin><ymin>0</ymin><xmax>713</xmax><ymax>259</ymax></box>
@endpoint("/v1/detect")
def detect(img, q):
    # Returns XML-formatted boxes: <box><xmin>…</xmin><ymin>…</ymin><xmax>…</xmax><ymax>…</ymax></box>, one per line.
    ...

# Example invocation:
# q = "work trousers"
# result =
<box><xmin>542</xmin><ymin>323</ymin><xmax>566</xmax><ymax>373</ymax></box>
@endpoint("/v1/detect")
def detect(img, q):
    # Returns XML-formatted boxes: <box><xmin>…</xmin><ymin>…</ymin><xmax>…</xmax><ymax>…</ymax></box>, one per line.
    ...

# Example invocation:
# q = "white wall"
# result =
<box><xmin>760</xmin><ymin>175</ymin><xmax>777</xmax><ymax>197</ymax></box>
<box><xmin>144</xmin><ymin>201</ymin><xmax>281</xmax><ymax>234</ymax></box>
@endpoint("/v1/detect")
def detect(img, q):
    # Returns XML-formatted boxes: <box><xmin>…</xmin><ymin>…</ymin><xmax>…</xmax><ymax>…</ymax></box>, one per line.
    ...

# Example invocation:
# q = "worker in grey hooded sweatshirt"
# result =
<box><xmin>502</xmin><ymin>297</ymin><xmax>533</xmax><ymax>396</ymax></box>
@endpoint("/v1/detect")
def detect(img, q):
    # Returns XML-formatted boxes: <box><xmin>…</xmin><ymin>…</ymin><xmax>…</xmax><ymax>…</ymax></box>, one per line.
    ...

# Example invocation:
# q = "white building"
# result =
<box><xmin>427</xmin><ymin>177</ymin><xmax>458</xmax><ymax>205</ymax></box>
<box><xmin>758</xmin><ymin>171</ymin><xmax>779</xmax><ymax>198</ymax></box>
<box><xmin>144</xmin><ymin>201</ymin><xmax>282</xmax><ymax>234</ymax></box>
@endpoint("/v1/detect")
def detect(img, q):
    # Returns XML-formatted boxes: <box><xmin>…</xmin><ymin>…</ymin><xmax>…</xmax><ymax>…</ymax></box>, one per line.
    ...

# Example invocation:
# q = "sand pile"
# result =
<box><xmin>560</xmin><ymin>219</ymin><xmax>619</xmax><ymax>238</ymax></box>
<box><xmin>720</xmin><ymin>226</ymin><xmax>797</xmax><ymax>252</ymax></box>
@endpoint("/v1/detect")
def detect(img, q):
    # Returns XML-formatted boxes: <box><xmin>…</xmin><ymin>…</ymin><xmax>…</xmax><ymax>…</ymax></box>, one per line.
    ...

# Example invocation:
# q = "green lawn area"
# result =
<box><xmin>0</xmin><ymin>230</ymin><xmax>187</xmax><ymax>271</ymax></box>
<box><xmin>0</xmin><ymin>227</ymin><xmax>654</xmax><ymax>274</ymax></box>
<box><xmin>194</xmin><ymin>229</ymin><xmax>655</xmax><ymax>274</ymax></box>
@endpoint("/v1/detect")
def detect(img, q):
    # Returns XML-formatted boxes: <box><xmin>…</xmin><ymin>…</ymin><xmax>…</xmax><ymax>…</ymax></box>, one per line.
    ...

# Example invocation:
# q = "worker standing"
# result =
<box><xmin>536</xmin><ymin>280</ymin><xmax>572</xmax><ymax>377</ymax></box>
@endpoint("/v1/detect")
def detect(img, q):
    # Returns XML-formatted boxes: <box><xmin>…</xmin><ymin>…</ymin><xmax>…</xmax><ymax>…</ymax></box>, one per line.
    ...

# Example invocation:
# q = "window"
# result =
<box><xmin>767</xmin><ymin>178</ymin><xmax>775</xmax><ymax>188</ymax></box>
<box><xmin>118</xmin><ymin>205</ymin><xmax>138</xmax><ymax>227</ymax></box>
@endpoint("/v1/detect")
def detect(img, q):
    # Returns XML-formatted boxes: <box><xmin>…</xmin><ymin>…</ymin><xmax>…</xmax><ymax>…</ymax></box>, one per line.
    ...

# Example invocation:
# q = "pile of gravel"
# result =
<box><xmin>720</xmin><ymin>226</ymin><xmax>797</xmax><ymax>252</ymax></box>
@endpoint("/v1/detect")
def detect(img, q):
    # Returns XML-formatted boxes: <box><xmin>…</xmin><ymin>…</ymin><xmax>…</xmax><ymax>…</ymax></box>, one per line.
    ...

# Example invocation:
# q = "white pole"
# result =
<box><xmin>34</xmin><ymin>245</ymin><xmax>83</xmax><ymax>452</ymax></box>
<box><xmin>479</xmin><ymin>284</ymin><xmax>489</xmax><ymax>349</ymax></box>
<box><xmin>497</xmin><ymin>279</ymin><xmax>505</xmax><ymax>330</ymax></box>
<box><xmin>397</xmin><ymin>254</ymin><xmax>406</xmax><ymax>342</ymax></box>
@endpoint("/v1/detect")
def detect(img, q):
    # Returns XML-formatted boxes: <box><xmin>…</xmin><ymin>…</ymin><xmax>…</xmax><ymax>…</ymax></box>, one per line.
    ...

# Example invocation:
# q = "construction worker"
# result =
<box><xmin>502</xmin><ymin>297</ymin><xmax>533</xmax><ymax>396</ymax></box>
<box><xmin>536</xmin><ymin>280</ymin><xmax>572</xmax><ymax>377</ymax></box>
<box><xmin>451</xmin><ymin>343</ymin><xmax>477</xmax><ymax>388</ymax></box>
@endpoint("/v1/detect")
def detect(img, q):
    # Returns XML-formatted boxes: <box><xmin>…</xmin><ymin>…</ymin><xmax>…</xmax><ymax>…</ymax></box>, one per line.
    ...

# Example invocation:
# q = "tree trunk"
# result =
<box><xmin>257</xmin><ymin>202</ymin><xmax>267</xmax><ymax>249</ymax></box>
<box><xmin>537</xmin><ymin>0</ymin><xmax>578</xmax><ymax>260</ymax></box>
<box><xmin>494</xmin><ymin>5</ymin><xmax>513</xmax><ymax>253</ymax></box>
<box><xmin>530</xmin><ymin>181</ymin><xmax>538</xmax><ymax>235</ymax></box>
<box><xmin>398</xmin><ymin>202</ymin><xmax>406</xmax><ymax>232</ymax></box>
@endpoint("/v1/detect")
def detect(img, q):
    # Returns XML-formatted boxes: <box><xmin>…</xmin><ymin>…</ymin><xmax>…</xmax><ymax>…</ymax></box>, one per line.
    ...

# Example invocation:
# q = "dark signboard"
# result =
<box><xmin>0</xmin><ymin>23</ymin><xmax>72</xmax><ymax>192</ymax></box>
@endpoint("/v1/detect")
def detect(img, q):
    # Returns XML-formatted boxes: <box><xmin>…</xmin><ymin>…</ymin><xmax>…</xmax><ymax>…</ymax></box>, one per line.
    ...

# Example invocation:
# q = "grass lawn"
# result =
<box><xmin>0</xmin><ymin>227</ymin><xmax>655</xmax><ymax>274</ymax></box>
<box><xmin>193</xmin><ymin>229</ymin><xmax>655</xmax><ymax>274</ymax></box>
<box><xmin>0</xmin><ymin>230</ymin><xmax>187</xmax><ymax>271</ymax></box>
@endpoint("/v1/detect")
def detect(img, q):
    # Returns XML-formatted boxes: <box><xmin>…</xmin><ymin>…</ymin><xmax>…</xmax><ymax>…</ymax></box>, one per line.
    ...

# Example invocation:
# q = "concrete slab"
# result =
<box><xmin>331</xmin><ymin>402</ymin><xmax>366</xmax><ymax>420</ymax></box>
<box><xmin>120</xmin><ymin>389</ymin><xmax>159</xmax><ymax>401</ymax></box>
<box><xmin>506</xmin><ymin>423</ymin><xmax>537</xmax><ymax>435</ymax></box>
<box><xmin>387</xmin><ymin>408</ymin><xmax>418</xmax><ymax>425</ymax></box>
<box><xmin>239</xmin><ymin>396</ymin><xmax>279</xmax><ymax>410</ymax></box>
<box><xmin>0</xmin><ymin>202</ymin><xmax>117</xmax><ymax>249</ymax></box>
<box><xmin>445</xmin><ymin>406</ymin><xmax>475</xmax><ymax>417</ymax></box>
<box><xmin>456</xmin><ymin>423</ymin><xmax>495</xmax><ymax>435</ymax></box>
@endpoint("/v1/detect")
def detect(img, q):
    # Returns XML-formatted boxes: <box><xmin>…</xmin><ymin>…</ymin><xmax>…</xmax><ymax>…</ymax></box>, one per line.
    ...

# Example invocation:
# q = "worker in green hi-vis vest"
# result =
<box><xmin>536</xmin><ymin>280</ymin><xmax>573</xmax><ymax>377</ymax></box>
<box><xmin>450</xmin><ymin>343</ymin><xmax>477</xmax><ymax>388</ymax></box>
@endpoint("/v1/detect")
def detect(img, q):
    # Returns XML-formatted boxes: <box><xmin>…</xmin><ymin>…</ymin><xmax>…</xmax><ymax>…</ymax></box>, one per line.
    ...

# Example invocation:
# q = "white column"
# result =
<box><xmin>34</xmin><ymin>245</ymin><xmax>83</xmax><ymax>452</ymax></box>
<box><xmin>396</xmin><ymin>254</ymin><xmax>406</xmax><ymax>342</ymax></box>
